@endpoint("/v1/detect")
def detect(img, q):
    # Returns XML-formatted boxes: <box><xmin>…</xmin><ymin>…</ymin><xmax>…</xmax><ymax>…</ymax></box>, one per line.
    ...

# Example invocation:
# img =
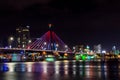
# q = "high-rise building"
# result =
<box><xmin>73</xmin><ymin>45</ymin><xmax>84</xmax><ymax>52</ymax></box>
<box><xmin>16</xmin><ymin>26</ymin><xmax>31</xmax><ymax>48</ymax></box>
<box><xmin>94</xmin><ymin>44</ymin><xmax>102</xmax><ymax>53</ymax></box>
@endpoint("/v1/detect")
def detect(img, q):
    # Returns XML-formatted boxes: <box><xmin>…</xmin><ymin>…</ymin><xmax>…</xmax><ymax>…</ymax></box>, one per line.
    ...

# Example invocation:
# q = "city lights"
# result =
<box><xmin>8</xmin><ymin>36</ymin><xmax>14</xmax><ymax>48</ymax></box>
<box><xmin>0</xmin><ymin>23</ymin><xmax>120</xmax><ymax>63</ymax></box>
<box><xmin>0</xmin><ymin>1</ymin><xmax>120</xmax><ymax>80</ymax></box>
<box><xmin>28</xmin><ymin>40</ymin><xmax>32</xmax><ymax>43</ymax></box>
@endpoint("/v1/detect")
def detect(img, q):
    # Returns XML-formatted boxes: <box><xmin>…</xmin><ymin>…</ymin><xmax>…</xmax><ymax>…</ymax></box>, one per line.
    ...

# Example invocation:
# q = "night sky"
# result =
<box><xmin>0</xmin><ymin>0</ymin><xmax>120</xmax><ymax>50</ymax></box>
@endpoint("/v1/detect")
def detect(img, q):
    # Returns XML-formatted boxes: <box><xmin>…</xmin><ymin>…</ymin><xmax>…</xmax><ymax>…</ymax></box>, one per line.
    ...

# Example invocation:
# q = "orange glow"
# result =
<box><xmin>55</xmin><ymin>52</ymin><xmax>59</xmax><ymax>55</ymax></box>
<box><xmin>43</xmin><ymin>51</ymin><xmax>46</xmax><ymax>55</ymax></box>
<box><xmin>64</xmin><ymin>53</ymin><xmax>68</xmax><ymax>56</ymax></box>
<box><xmin>48</xmin><ymin>24</ymin><xmax>52</xmax><ymax>28</ymax></box>
<box><xmin>38</xmin><ymin>53</ymin><xmax>40</xmax><ymax>56</ymax></box>
<box><xmin>32</xmin><ymin>53</ymin><xmax>34</xmax><ymax>56</ymax></box>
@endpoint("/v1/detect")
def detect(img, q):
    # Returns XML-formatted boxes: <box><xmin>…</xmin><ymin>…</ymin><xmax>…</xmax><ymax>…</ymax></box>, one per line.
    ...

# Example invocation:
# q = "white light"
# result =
<box><xmin>65</xmin><ymin>45</ymin><xmax>68</xmax><ymax>48</ymax></box>
<box><xmin>28</xmin><ymin>40</ymin><xmax>32</xmax><ymax>43</ymax></box>
<box><xmin>26</xmin><ymin>25</ymin><xmax>30</xmax><ymax>28</ymax></box>
<box><xmin>55</xmin><ymin>62</ymin><xmax>59</xmax><ymax>74</ymax></box>
<box><xmin>23</xmin><ymin>45</ymin><xmax>25</xmax><ymax>48</ymax></box>
<box><xmin>10</xmin><ymin>37</ymin><xmax>14</xmax><ymax>41</ymax></box>
<box><xmin>56</xmin><ymin>44</ymin><xmax>59</xmax><ymax>47</ymax></box>
<box><xmin>43</xmin><ymin>62</ymin><xmax>47</xmax><ymax>73</ymax></box>
<box><xmin>7</xmin><ymin>63</ymin><xmax>16</xmax><ymax>72</ymax></box>
<box><xmin>55</xmin><ymin>48</ymin><xmax>58</xmax><ymax>51</ymax></box>
<box><xmin>102</xmin><ymin>50</ymin><xmax>106</xmax><ymax>53</ymax></box>
<box><xmin>9</xmin><ymin>45</ymin><xmax>12</xmax><ymax>48</ymax></box>
<box><xmin>73</xmin><ymin>46</ymin><xmax>75</xmax><ymax>49</ymax></box>
<box><xmin>65</xmin><ymin>49</ymin><xmax>68</xmax><ymax>52</ymax></box>
<box><xmin>27</xmin><ymin>62</ymin><xmax>33</xmax><ymax>72</ymax></box>
<box><xmin>44</xmin><ymin>42</ymin><xmax>47</xmax><ymax>45</ymax></box>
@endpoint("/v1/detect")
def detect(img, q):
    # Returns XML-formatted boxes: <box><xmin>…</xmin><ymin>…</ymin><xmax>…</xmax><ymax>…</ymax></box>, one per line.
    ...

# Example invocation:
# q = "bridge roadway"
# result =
<box><xmin>0</xmin><ymin>48</ymin><xmax>74</xmax><ymax>54</ymax></box>
<box><xmin>0</xmin><ymin>48</ymin><xmax>75</xmax><ymax>61</ymax></box>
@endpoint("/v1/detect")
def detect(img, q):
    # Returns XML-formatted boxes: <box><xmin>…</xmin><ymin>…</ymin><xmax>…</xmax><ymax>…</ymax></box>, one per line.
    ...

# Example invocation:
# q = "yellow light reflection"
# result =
<box><xmin>64</xmin><ymin>65</ymin><xmax>68</xmax><ymax>68</ymax></box>
<box><xmin>7</xmin><ymin>63</ymin><xmax>16</xmax><ymax>72</ymax></box>
<box><xmin>63</xmin><ymin>60</ymin><xmax>68</xmax><ymax>75</ymax></box>
<box><xmin>63</xmin><ymin>60</ymin><xmax>69</xmax><ymax>62</ymax></box>
<box><xmin>73</xmin><ymin>71</ymin><xmax>76</xmax><ymax>75</ymax></box>
<box><xmin>98</xmin><ymin>71</ymin><xmax>101</xmax><ymax>78</ymax></box>
<box><xmin>86</xmin><ymin>70</ymin><xmax>90</xmax><ymax>78</ymax></box>
<box><xmin>73</xmin><ymin>65</ymin><xmax>76</xmax><ymax>68</ymax></box>
<box><xmin>72</xmin><ymin>65</ymin><xmax>76</xmax><ymax>72</ymax></box>
<box><xmin>27</xmin><ymin>62</ymin><xmax>33</xmax><ymax>72</ymax></box>
<box><xmin>42</xmin><ymin>61</ymin><xmax>47</xmax><ymax>73</ymax></box>
<box><xmin>65</xmin><ymin>70</ymin><xmax>68</xmax><ymax>75</ymax></box>
<box><xmin>55</xmin><ymin>61</ymin><xmax>60</xmax><ymax>74</ymax></box>
<box><xmin>55</xmin><ymin>65</ymin><xmax>59</xmax><ymax>74</ymax></box>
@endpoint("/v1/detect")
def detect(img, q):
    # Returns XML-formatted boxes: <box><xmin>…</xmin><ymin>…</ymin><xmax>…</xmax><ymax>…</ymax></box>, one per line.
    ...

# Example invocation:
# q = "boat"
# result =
<box><xmin>44</xmin><ymin>55</ymin><xmax>56</xmax><ymax>62</ymax></box>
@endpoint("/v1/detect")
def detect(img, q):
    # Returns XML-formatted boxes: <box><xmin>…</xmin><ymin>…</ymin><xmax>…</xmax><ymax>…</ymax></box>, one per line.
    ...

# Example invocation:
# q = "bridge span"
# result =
<box><xmin>0</xmin><ymin>25</ymin><xmax>75</xmax><ymax>61</ymax></box>
<box><xmin>0</xmin><ymin>48</ymin><xmax>75</xmax><ymax>62</ymax></box>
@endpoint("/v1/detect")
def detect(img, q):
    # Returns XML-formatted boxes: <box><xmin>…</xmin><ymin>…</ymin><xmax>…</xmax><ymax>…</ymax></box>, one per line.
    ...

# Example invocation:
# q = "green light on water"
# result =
<box><xmin>75</xmin><ymin>55</ymin><xmax>80</xmax><ymax>60</ymax></box>
<box><xmin>63</xmin><ymin>56</ymin><xmax>67</xmax><ymax>59</ymax></box>
<box><xmin>87</xmin><ymin>56</ymin><xmax>94</xmax><ymax>60</ymax></box>
<box><xmin>59</xmin><ymin>56</ymin><xmax>62</xmax><ymax>59</ymax></box>
<box><xmin>91</xmin><ymin>56</ymin><xmax>94</xmax><ymax>58</ymax></box>
<box><xmin>81</xmin><ymin>54</ymin><xmax>87</xmax><ymax>61</ymax></box>
<box><xmin>45</xmin><ymin>57</ymin><xmax>55</xmax><ymax>62</ymax></box>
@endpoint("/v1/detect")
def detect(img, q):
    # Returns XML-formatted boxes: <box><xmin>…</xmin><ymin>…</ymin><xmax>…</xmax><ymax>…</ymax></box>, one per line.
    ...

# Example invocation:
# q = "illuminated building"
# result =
<box><xmin>94</xmin><ymin>44</ymin><xmax>102</xmax><ymax>53</ymax></box>
<box><xmin>16</xmin><ymin>26</ymin><xmax>31</xmax><ymax>48</ymax></box>
<box><xmin>73</xmin><ymin>45</ymin><xmax>84</xmax><ymax>52</ymax></box>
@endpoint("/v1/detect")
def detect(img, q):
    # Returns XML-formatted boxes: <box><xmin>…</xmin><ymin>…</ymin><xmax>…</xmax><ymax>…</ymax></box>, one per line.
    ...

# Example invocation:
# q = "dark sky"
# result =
<box><xmin>0</xmin><ymin>0</ymin><xmax>120</xmax><ymax>50</ymax></box>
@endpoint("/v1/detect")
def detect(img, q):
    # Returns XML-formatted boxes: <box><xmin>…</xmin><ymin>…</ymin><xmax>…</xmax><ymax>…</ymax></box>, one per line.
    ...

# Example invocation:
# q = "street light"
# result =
<box><xmin>56</xmin><ymin>44</ymin><xmax>59</xmax><ymax>47</ymax></box>
<box><xmin>10</xmin><ymin>37</ymin><xmax>14</xmax><ymax>41</ymax></box>
<box><xmin>55</xmin><ymin>44</ymin><xmax>59</xmax><ymax>51</ymax></box>
<box><xmin>65</xmin><ymin>45</ymin><xmax>68</xmax><ymax>48</ymax></box>
<box><xmin>65</xmin><ymin>45</ymin><xmax>68</xmax><ymax>52</ymax></box>
<box><xmin>44</xmin><ymin>42</ymin><xmax>47</xmax><ymax>45</ymax></box>
<box><xmin>8</xmin><ymin>36</ymin><xmax>14</xmax><ymax>48</ymax></box>
<box><xmin>28</xmin><ymin>40</ymin><xmax>32</xmax><ymax>43</ymax></box>
<box><xmin>43</xmin><ymin>42</ymin><xmax>47</xmax><ymax>50</ymax></box>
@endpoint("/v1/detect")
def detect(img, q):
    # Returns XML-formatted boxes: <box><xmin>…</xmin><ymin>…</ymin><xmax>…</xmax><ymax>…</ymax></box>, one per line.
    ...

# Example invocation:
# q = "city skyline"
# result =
<box><xmin>0</xmin><ymin>1</ymin><xmax>120</xmax><ymax>80</ymax></box>
<box><xmin>0</xmin><ymin>0</ymin><xmax>120</xmax><ymax>49</ymax></box>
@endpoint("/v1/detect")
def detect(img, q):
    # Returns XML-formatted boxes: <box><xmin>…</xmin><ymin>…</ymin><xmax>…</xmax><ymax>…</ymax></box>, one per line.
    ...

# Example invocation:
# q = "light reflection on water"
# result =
<box><xmin>0</xmin><ymin>60</ymin><xmax>120</xmax><ymax>80</ymax></box>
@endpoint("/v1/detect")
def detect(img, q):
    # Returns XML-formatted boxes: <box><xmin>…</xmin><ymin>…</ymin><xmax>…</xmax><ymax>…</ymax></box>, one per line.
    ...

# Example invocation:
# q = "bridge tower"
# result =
<box><xmin>49</xmin><ymin>24</ymin><xmax>55</xmax><ymax>51</ymax></box>
<box><xmin>27</xmin><ymin>24</ymin><xmax>72</xmax><ymax>53</ymax></box>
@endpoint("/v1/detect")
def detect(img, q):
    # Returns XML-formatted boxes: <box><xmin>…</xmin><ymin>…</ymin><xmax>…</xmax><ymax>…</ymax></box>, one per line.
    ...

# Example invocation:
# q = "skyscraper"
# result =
<box><xmin>16</xmin><ymin>26</ymin><xmax>31</xmax><ymax>48</ymax></box>
<box><xmin>94</xmin><ymin>44</ymin><xmax>102</xmax><ymax>53</ymax></box>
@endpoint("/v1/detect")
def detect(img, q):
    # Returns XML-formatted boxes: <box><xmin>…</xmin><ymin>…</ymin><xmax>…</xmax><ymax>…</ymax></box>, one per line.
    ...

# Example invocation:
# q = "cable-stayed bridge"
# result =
<box><xmin>0</xmin><ymin>25</ymin><xmax>74</xmax><ymax>61</ymax></box>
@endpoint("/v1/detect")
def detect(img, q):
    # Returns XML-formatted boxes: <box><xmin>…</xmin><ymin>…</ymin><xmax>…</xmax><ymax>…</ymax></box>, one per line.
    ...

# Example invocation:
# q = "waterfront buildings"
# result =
<box><xmin>16</xmin><ymin>26</ymin><xmax>31</xmax><ymax>48</ymax></box>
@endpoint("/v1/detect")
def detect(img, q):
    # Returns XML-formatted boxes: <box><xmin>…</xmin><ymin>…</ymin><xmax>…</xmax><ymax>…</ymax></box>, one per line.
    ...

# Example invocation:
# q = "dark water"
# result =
<box><xmin>0</xmin><ymin>60</ymin><xmax>120</xmax><ymax>80</ymax></box>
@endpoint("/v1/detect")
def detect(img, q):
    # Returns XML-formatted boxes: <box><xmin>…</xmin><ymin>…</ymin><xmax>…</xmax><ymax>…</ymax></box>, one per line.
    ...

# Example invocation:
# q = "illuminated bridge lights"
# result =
<box><xmin>63</xmin><ymin>53</ymin><xmax>69</xmax><ymax>59</ymax></box>
<box><xmin>53</xmin><ymin>51</ymin><xmax>59</xmax><ymax>56</ymax></box>
<box><xmin>43</xmin><ymin>51</ymin><xmax>46</xmax><ymax>55</ymax></box>
<box><xmin>26</xmin><ymin>31</ymin><xmax>72</xmax><ymax>53</ymax></box>
<box><xmin>64</xmin><ymin>53</ymin><xmax>68</xmax><ymax>56</ymax></box>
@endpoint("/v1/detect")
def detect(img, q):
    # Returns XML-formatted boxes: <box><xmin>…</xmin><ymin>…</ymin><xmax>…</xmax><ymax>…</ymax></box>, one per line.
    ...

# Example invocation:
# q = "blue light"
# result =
<box><xmin>20</xmin><ymin>50</ymin><xmax>24</xmax><ymax>54</ymax></box>
<box><xmin>0</xmin><ymin>64</ymin><xmax>9</xmax><ymax>72</ymax></box>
